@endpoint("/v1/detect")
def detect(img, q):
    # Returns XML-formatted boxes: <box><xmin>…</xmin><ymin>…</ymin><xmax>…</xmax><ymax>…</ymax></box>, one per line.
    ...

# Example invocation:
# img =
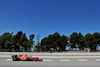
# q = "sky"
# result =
<box><xmin>0</xmin><ymin>0</ymin><xmax>100</xmax><ymax>43</ymax></box>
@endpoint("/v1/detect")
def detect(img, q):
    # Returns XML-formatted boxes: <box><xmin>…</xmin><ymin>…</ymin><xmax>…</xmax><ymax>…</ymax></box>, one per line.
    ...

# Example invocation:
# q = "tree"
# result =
<box><xmin>12</xmin><ymin>31</ymin><xmax>34</xmax><ymax>51</ymax></box>
<box><xmin>28</xmin><ymin>34</ymin><xmax>34</xmax><ymax>51</ymax></box>
<box><xmin>20</xmin><ymin>33</ymin><xmax>34</xmax><ymax>51</ymax></box>
<box><xmin>77</xmin><ymin>33</ymin><xmax>85</xmax><ymax>50</ymax></box>
<box><xmin>40</xmin><ymin>32</ymin><xmax>68</xmax><ymax>52</ymax></box>
<box><xmin>29</xmin><ymin>34</ymin><xmax>34</xmax><ymax>40</ymax></box>
<box><xmin>92</xmin><ymin>32</ymin><xmax>100</xmax><ymax>51</ymax></box>
<box><xmin>19</xmin><ymin>33</ymin><xmax>27</xmax><ymax>51</ymax></box>
<box><xmin>58</xmin><ymin>35</ymin><xmax>68</xmax><ymax>51</ymax></box>
<box><xmin>12</xmin><ymin>31</ymin><xmax>23</xmax><ymax>51</ymax></box>
<box><xmin>0</xmin><ymin>31</ymin><xmax>35</xmax><ymax>52</ymax></box>
<box><xmin>0</xmin><ymin>33</ymin><xmax>13</xmax><ymax>51</ymax></box>
<box><xmin>70</xmin><ymin>32</ymin><xmax>78</xmax><ymax>50</ymax></box>
<box><xmin>41</xmin><ymin>32</ymin><xmax>60</xmax><ymax>51</ymax></box>
<box><xmin>85</xmin><ymin>33</ymin><xmax>94</xmax><ymax>51</ymax></box>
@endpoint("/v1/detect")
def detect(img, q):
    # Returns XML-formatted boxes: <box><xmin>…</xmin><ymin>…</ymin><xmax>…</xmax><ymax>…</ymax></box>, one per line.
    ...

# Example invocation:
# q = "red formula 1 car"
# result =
<box><xmin>12</xmin><ymin>55</ymin><xmax>43</xmax><ymax>61</ymax></box>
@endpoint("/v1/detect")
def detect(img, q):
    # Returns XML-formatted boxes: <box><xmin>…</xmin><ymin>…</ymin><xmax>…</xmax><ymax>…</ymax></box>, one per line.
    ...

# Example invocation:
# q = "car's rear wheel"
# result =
<box><xmin>12</xmin><ymin>55</ymin><xmax>18</xmax><ymax>61</ymax></box>
<box><xmin>12</xmin><ymin>57</ymin><xmax>17</xmax><ymax>61</ymax></box>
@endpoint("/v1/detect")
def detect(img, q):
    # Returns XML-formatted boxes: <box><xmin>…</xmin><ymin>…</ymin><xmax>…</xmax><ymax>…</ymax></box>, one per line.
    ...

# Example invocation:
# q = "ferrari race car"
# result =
<box><xmin>12</xmin><ymin>55</ymin><xmax>43</xmax><ymax>61</ymax></box>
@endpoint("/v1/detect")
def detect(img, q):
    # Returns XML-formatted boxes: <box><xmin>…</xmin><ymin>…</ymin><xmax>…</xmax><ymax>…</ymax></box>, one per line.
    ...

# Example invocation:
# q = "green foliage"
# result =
<box><xmin>69</xmin><ymin>32</ymin><xmax>100</xmax><ymax>51</ymax></box>
<box><xmin>0</xmin><ymin>33</ymin><xmax>13</xmax><ymax>50</ymax></box>
<box><xmin>0</xmin><ymin>31</ymin><xmax>100</xmax><ymax>52</ymax></box>
<box><xmin>0</xmin><ymin>31</ymin><xmax>34</xmax><ymax>52</ymax></box>
<box><xmin>40</xmin><ymin>32</ymin><xmax>68</xmax><ymax>51</ymax></box>
<box><xmin>70</xmin><ymin>32</ymin><xmax>78</xmax><ymax>49</ymax></box>
<box><xmin>85</xmin><ymin>33</ymin><xmax>93</xmax><ymax>49</ymax></box>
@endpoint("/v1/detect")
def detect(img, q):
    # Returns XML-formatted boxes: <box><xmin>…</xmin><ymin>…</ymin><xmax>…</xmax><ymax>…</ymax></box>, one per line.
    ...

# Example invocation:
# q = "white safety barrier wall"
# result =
<box><xmin>0</xmin><ymin>52</ymin><xmax>100</xmax><ymax>56</ymax></box>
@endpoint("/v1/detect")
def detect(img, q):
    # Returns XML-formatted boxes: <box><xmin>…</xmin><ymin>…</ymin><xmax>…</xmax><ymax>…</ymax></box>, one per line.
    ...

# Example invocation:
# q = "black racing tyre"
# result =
<box><xmin>34</xmin><ymin>59</ymin><xmax>38</xmax><ymax>61</ymax></box>
<box><xmin>12</xmin><ymin>55</ymin><xmax>18</xmax><ymax>58</ymax></box>
<box><xmin>14</xmin><ymin>55</ymin><xmax>18</xmax><ymax>58</ymax></box>
<box><xmin>12</xmin><ymin>57</ymin><xmax>17</xmax><ymax>61</ymax></box>
<box><xmin>12</xmin><ymin>55</ymin><xmax>18</xmax><ymax>61</ymax></box>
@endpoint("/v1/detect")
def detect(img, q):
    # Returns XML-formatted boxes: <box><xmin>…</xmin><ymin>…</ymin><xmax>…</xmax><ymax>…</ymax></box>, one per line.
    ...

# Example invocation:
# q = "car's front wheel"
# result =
<box><xmin>34</xmin><ymin>59</ymin><xmax>38</xmax><ymax>61</ymax></box>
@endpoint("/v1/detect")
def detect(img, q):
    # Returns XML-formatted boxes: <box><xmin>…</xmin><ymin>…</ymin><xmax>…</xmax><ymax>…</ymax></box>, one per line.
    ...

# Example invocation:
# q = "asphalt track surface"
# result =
<box><xmin>0</xmin><ymin>60</ymin><xmax>100</xmax><ymax>67</ymax></box>
<box><xmin>1</xmin><ymin>55</ymin><xmax>100</xmax><ymax>59</ymax></box>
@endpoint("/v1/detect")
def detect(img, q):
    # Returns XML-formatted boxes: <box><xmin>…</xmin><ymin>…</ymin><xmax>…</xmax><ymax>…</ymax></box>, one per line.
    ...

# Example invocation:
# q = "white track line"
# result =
<box><xmin>6</xmin><ymin>59</ymin><xmax>12</xmax><ymax>61</ymax></box>
<box><xmin>96</xmin><ymin>59</ymin><xmax>100</xmax><ymax>61</ymax></box>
